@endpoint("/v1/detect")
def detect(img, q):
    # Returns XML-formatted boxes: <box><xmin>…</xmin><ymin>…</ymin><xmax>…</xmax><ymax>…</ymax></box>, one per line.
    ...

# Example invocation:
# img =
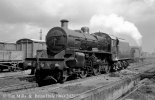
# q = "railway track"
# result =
<box><xmin>0</xmin><ymin>67</ymin><xmax>113</xmax><ymax>93</ymax></box>
<box><xmin>0</xmin><ymin>83</ymin><xmax>38</xmax><ymax>93</ymax></box>
<box><xmin>119</xmin><ymin>75</ymin><xmax>155</xmax><ymax>100</ymax></box>
<box><xmin>7</xmin><ymin>71</ymin><xmax>139</xmax><ymax>100</ymax></box>
<box><xmin>0</xmin><ymin>70</ymin><xmax>30</xmax><ymax>78</ymax></box>
<box><xmin>117</xmin><ymin>78</ymin><xmax>148</xmax><ymax>100</ymax></box>
<box><xmin>0</xmin><ymin>76</ymin><xmax>36</xmax><ymax>93</ymax></box>
<box><xmin>10</xmin><ymin>73</ymin><xmax>110</xmax><ymax>94</ymax></box>
<box><xmin>0</xmin><ymin>61</ymin><xmax>153</xmax><ymax>95</ymax></box>
<box><xmin>13</xmin><ymin>62</ymin><xmax>141</xmax><ymax>93</ymax></box>
<box><xmin>0</xmin><ymin>74</ymin><xmax>33</xmax><ymax>80</ymax></box>
<box><xmin>0</xmin><ymin>69</ymin><xmax>109</xmax><ymax>93</ymax></box>
<box><xmin>6</xmin><ymin>61</ymin><xmax>153</xmax><ymax>100</ymax></box>
<box><xmin>0</xmin><ymin>62</ymin><xmax>145</xmax><ymax>93</ymax></box>
<box><xmin>12</xmin><ymin>69</ymin><xmax>140</xmax><ymax>93</ymax></box>
<box><xmin>0</xmin><ymin>70</ymin><xmax>36</xmax><ymax>93</ymax></box>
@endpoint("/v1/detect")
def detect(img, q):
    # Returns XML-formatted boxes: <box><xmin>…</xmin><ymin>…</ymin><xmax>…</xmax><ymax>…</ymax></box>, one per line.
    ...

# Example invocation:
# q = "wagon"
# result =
<box><xmin>16</xmin><ymin>38</ymin><xmax>46</xmax><ymax>70</ymax></box>
<box><xmin>0</xmin><ymin>39</ymin><xmax>47</xmax><ymax>71</ymax></box>
<box><xmin>0</xmin><ymin>50</ymin><xmax>24</xmax><ymax>71</ymax></box>
<box><xmin>16</xmin><ymin>38</ymin><xmax>46</xmax><ymax>58</ymax></box>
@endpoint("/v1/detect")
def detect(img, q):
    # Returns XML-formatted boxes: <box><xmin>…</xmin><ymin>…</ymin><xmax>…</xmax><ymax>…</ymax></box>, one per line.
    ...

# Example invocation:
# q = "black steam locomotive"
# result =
<box><xmin>26</xmin><ymin>19</ymin><xmax>131</xmax><ymax>86</ymax></box>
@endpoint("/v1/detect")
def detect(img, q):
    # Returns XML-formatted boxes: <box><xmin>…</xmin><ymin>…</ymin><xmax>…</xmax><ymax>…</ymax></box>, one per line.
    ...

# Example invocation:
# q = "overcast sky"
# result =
<box><xmin>0</xmin><ymin>0</ymin><xmax>155</xmax><ymax>52</ymax></box>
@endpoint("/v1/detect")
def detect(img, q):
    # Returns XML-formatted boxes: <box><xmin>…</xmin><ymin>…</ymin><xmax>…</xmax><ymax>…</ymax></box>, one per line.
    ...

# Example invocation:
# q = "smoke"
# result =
<box><xmin>90</xmin><ymin>13</ymin><xmax>142</xmax><ymax>46</ymax></box>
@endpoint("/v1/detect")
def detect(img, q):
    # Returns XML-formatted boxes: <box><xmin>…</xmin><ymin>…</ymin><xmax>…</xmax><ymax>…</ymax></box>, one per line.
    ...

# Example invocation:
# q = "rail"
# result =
<box><xmin>0</xmin><ymin>83</ymin><xmax>37</xmax><ymax>93</ymax></box>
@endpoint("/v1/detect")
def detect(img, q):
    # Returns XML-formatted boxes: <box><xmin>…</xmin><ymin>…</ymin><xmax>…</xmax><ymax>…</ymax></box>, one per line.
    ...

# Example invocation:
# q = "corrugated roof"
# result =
<box><xmin>16</xmin><ymin>38</ymin><xmax>45</xmax><ymax>43</ymax></box>
<box><xmin>30</xmin><ymin>39</ymin><xmax>45</xmax><ymax>42</ymax></box>
<box><xmin>0</xmin><ymin>42</ymin><xmax>16</xmax><ymax>44</ymax></box>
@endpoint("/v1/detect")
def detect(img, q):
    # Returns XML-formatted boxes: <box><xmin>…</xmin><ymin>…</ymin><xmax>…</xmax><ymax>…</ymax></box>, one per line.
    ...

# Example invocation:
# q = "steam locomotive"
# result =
<box><xmin>26</xmin><ymin>19</ymin><xmax>132</xmax><ymax>86</ymax></box>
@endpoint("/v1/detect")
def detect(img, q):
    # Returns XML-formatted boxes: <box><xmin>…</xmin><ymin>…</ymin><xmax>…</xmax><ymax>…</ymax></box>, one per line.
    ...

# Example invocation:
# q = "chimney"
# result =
<box><xmin>60</xmin><ymin>19</ymin><xmax>69</xmax><ymax>29</ymax></box>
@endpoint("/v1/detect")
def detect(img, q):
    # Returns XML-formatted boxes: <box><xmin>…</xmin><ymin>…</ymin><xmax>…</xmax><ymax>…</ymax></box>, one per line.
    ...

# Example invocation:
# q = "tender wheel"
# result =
<box><xmin>123</xmin><ymin>61</ymin><xmax>129</xmax><ymax>69</ymax></box>
<box><xmin>115</xmin><ymin>62</ymin><xmax>119</xmax><ymax>71</ymax></box>
<box><xmin>125</xmin><ymin>61</ymin><xmax>129</xmax><ymax>66</ymax></box>
<box><xmin>121</xmin><ymin>61</ymin><xmax>126</xmax><ymax>69</ymax></box>
<box><xmin>115</xmin><ymin>61</ymin><xmax>122</xmax><ymax>71</ymax></box>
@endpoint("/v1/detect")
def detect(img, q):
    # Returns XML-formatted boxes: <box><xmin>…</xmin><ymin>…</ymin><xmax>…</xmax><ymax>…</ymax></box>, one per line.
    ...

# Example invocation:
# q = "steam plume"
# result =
<box><xmin>90</xmin><ymin>14</ymin><xmax>142</xmax><ymax>46</ymax></box>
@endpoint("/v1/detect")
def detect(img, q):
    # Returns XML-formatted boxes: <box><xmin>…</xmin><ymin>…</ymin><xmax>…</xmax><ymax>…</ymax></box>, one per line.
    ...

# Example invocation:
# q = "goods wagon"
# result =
<box><xmin>0</xmin><ymin>42</ymin><xmax>16</xmax><ymax>51</ymax></box>
<box><xmin>16</xmin><ymin>38</ymin><xmax>46</xmax><ymax>58</ymax></box>
<box><xmin>0</xmin><ymin>50</ymin><xmax>24</xmax><ymax>71</ymax></box>
<box><xmin>16</xmin><ymin>38</ymin><xmax>47</xmax><ymax>70</ymax></box>
<box><xmin>0</xmin><ymin>39</ymin><xmax>47</xmax><ymax>71</ymax></box>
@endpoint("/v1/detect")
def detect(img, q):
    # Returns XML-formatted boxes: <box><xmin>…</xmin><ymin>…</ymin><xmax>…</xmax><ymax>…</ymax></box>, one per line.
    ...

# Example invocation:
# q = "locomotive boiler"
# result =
<box><xmin>29</xmin><ymin>19</ymin><xmax>131</xmax><ymax>86</ymax></box>
<box><xmin>46</xmin><ymin>20</ymin><xmax>111</xmax><ymax>56</ymax></box>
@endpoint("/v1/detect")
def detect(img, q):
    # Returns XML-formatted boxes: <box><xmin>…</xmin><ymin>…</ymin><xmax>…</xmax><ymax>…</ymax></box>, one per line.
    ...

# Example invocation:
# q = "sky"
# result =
<box><xmin>0</xmin><ymin>0</ymin><xmax>155</xmax><ymax>52</ymax></box>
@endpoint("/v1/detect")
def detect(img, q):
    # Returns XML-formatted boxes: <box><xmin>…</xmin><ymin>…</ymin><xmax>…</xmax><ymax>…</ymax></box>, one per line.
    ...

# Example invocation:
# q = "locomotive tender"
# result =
<box><xmin>28</xmin><ymin>19</ymin><xmax>131</xmax><ymax>86</ymax></box>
